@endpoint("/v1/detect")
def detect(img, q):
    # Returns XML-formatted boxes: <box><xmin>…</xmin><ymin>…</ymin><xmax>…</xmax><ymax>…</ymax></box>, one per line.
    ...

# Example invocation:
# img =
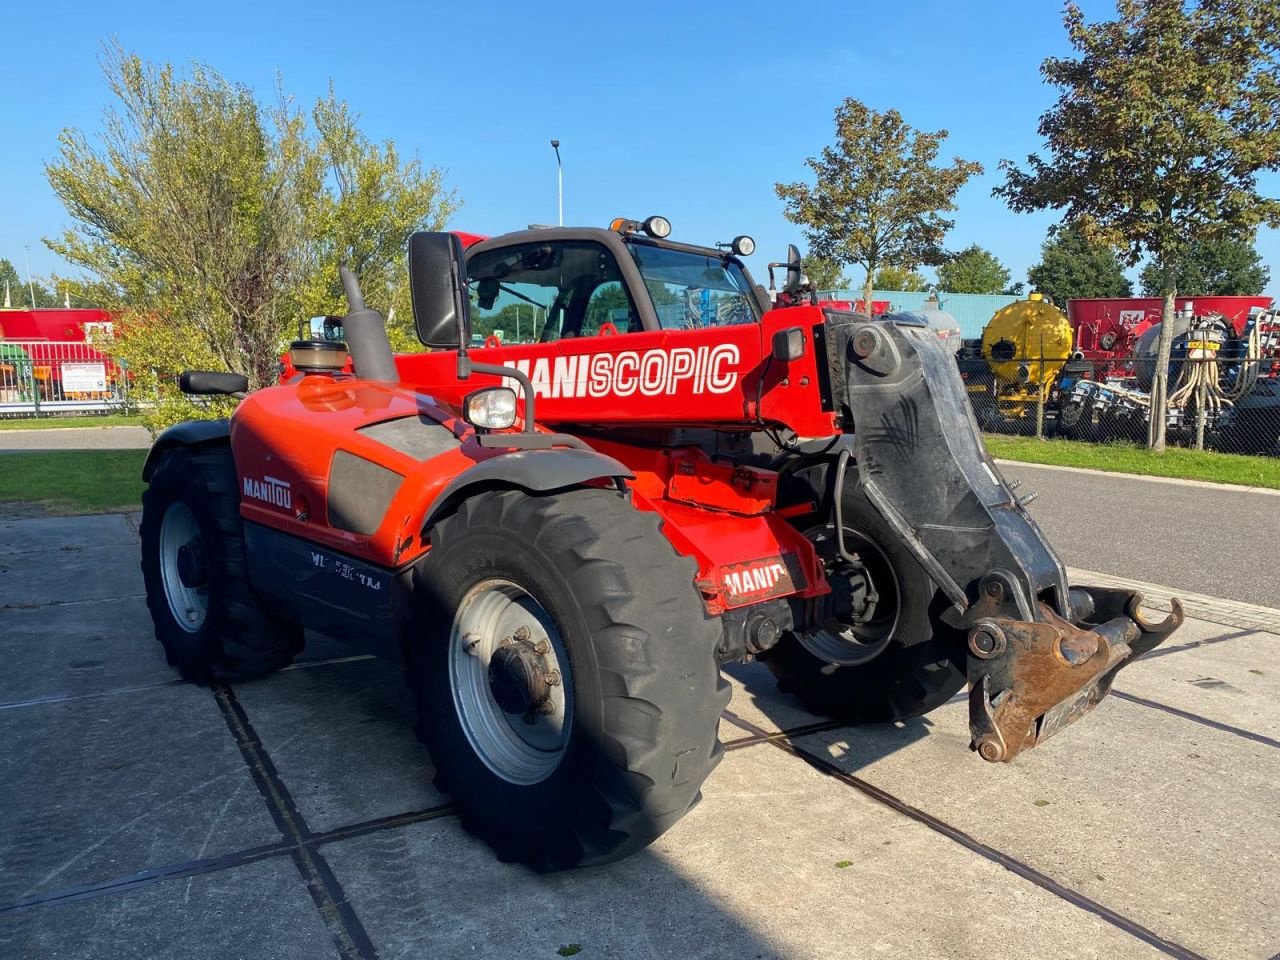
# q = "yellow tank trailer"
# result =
<box><xmin>971</xmin><ymin>294</ymin><xmax>1074</xmax><ymax>430</ymax></box>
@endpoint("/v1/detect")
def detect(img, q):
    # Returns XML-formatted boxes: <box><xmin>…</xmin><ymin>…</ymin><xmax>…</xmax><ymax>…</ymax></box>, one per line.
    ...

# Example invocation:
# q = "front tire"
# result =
<box><xmin>411</xmin><ymin>488</ymin><xmax>727</xmax><ymax>871</ymax></box>
<box><xmin>762</xmin><ymin>486</ymin><xmax>966</xmax><ymax>724</ymax></box>
<box><xmin>141</xmin><ymin>445</ymin><xmax>301</xmax><ymax>683</ymax></box>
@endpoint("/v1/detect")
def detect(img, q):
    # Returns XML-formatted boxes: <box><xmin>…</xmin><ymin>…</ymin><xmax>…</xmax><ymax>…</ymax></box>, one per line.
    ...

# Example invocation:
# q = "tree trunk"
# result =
<box><xmin>1148</xmin><ymin>263</ymin><xmax>1177</xmax><ymax>452</ymax></box>
<box><xmin>862</xmin><ymin>268</ymin><xmax>874</xmax><ymax>317</ymax></box>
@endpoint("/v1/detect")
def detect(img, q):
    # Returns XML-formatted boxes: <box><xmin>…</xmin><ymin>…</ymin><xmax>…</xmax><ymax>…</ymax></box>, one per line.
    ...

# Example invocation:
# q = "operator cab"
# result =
<box><xmin>462</xmin><ymin>218</ymin><xmax>767</xmax><ymax>344</ymax></box>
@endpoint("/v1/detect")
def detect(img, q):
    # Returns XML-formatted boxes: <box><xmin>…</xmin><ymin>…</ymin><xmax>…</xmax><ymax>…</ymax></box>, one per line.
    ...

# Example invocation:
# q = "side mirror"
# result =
<box><xmin>408</xmin><ymin>231</ymin><xmax>472</xmax><ymax>349</ymax></box>
<box><xmin>782</xmin><ymin>244</ymin><xmax>802</xmax><ymax>295</ymax></box>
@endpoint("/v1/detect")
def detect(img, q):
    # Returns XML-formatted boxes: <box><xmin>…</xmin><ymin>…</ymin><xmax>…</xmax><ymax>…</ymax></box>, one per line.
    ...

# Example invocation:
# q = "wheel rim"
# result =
<box><xmin>159</xmin><ymin>501</ymin><xmax>208</xmax><ymax>633</ymax></box>
<box><xmin>448</xmin><ymin>579</ymin><xmax>573</xmax><ymax>785</ymax></box>
<box><xmin>797</xmin><ymin>525</ymin><xmax>900</xmax><ymax>666</ymax></box>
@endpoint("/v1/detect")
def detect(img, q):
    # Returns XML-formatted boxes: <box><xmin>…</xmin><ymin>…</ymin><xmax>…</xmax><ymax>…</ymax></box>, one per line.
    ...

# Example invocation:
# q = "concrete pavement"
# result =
<box><xmin>2</xmin><ymin>511</ymin><xmax>1278</xmax><ymax>959</ymax></box>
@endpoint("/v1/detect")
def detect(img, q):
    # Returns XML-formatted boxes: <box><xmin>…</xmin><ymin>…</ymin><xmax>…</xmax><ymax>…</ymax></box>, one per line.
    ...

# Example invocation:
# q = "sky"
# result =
<box><xmin>3</xmin><ymin>0</ymin><xmax>1279</xmax><ymax>301</ymax></box>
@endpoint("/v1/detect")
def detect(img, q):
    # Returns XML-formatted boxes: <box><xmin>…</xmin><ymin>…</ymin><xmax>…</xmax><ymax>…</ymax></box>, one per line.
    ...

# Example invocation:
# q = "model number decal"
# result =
<box><xmin>310</xmin><ymin>550</ymin><xmax>384</xmax><ymax>591</ymax></box>
<box><xmin>243</xmin><ymin>475</ymin><xmax>292</xmax><ymax>510</ymax></box>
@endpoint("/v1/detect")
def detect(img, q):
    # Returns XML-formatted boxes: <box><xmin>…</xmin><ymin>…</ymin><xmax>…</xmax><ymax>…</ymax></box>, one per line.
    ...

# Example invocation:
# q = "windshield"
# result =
<box><xmin>626</xmin><ymin>242</ymin><xmax>759</xmax><ymax>329</ymax></box>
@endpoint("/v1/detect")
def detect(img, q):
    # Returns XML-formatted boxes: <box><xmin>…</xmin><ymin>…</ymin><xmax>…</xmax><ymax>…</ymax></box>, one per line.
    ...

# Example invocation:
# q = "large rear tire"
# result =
<box><xmin>141</xmin><ymin>445</ymin><xmax>302</xmax><ymax>683</ymax></box>
<box><xmin>761</xmin><ymin>486</ymin><xmax>966</xmax><ymax>724</ymax></box>
<box><xmin>411</xmin><ymin>487</ymin><xmax>727</xmax><ymax>871</ymax></box>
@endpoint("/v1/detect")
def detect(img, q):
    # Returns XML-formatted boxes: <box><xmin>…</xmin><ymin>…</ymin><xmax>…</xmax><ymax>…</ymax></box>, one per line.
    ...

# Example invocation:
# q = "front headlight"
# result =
<box><xmin>464</xmin><ymin>387</ymin><xmax>518</xmax><ymax>429</ymax></box>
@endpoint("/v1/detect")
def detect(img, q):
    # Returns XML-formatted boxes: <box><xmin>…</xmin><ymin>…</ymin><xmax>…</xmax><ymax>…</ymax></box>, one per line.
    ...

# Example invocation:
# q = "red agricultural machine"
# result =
<box><xmin>141</xmin><ymin>218</ymin><xmax>1183</xmax><ymax>870</ymax></box>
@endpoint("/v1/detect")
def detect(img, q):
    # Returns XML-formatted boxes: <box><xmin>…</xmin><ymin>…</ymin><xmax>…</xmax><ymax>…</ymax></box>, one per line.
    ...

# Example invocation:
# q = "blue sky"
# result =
<box><xmin>3</xmin><ymin>0</ymin><xmax>1278</xmax><ymax>299</ymax></box>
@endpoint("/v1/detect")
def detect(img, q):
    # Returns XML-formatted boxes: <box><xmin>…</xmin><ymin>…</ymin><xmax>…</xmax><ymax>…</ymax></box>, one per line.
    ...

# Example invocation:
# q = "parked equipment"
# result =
<box><xmin>1058</xmin><ymin>304</ymin><xmax>1280</xmax><ymax>452</ymax></box>
<box><xmin>963</xmin><ymin>294</ymin><xmax>1073</xmax><ymax>431</ymax></box>
<box><xmin>141</xmin><ymin>218</ymin><xmax>1183</xmax><ymax>870</ymax></box>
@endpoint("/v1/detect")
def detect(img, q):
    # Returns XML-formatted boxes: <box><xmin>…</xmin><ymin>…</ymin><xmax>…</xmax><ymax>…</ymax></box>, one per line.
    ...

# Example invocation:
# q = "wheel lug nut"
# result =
<box><xmin>544</xmin><ymin>669</ymin><xmax>561</xmax><ymax>686</ymax></box>
<box><xmin>533</xmin><ymin>639</ymin><xmax>549</xmax><ymax>655</ymax></box>
<box><xmin>513</xmin><ymin>625</ymin><xmax>531</xmax><ymax>641</ymax></box>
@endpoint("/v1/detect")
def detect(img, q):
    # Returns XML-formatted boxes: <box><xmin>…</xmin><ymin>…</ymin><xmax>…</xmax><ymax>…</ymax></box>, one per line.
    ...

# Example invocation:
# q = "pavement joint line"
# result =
<box><xmin>0</xmin><ymin>677</ymin><xmax>187</xmax><ymax>712</ymax></box>
<box><xmin>0</xmin><ymin>710</ymin><xmax>856</xmax><ymax>917</ymax></box>
<box><xmin>213</xmin><ymin>683</ymin><xmax>379</xmax><ymax>960</ymax></box>
<box><xmin>722</xmin><ymin>719</ymin><xmax>846</xmax><ymax>750</ymax></box>
<box><xmin>1112</xmin><ymin>690</ymin><xmax>1280</xmax><ymax>750</ymax></box>
<box><xmin>994</xmin><ymin>458</ymin><xmax>1280</xmax><ymax>496</ymax></box>
<box><xmin>720</xmin><ymin>709</ymin><xmax>1210</xmax><ymax>960</ymax></box>
<box><xmin>0</xmin><ymin>804</ymin><xmax>460</xmax><ymax>918</ymax></box>
<box><xmin>282</xmin><ymin>653</ymin><xmax>378</xmax><ymax>672</ymax></box>
<box><xmin>0</xmin><ymin>653</ymin><xmax>377</xmax><ymax>713</ymax></box>
<box><xmin>0</xmin><ymin>592</ymin><xmax>146</xmax><ymax>611</ymax></box>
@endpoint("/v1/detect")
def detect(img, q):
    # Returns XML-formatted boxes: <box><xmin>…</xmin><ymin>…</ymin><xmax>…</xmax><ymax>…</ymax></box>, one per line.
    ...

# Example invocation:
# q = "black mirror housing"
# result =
<box><xmin>782</xmin><ymin>244</ymin><xmax>803</xmax><ymax>295</ymax></box>
<box><xmin>408</xmin><ymin>232</ymin><xmax>472</xmax><ymax>349</ymax></box>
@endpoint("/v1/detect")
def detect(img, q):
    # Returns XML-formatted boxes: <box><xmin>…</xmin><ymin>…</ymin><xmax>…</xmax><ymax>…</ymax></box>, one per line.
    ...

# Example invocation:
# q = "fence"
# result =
<box><xmin>0</xmin><ymin>341</ymin><xmax>132</xmax><ymax>418</ymax></box>
<box><xmin>958</xmin><ymin>351</ymin><xmax>1280</xmax><ymax>456</ymax></box>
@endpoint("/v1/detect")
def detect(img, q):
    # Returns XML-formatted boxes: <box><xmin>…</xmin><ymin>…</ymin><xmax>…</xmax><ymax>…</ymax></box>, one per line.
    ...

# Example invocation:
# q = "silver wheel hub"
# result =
<box><xmin>159</xmin><ymin>501</ymin><xmax>209</xmax><ymax>633</ymax></box>
<box><xmin>449</xmin><ymin>579</ymin><xmax>572</xmax><ymax>785</ymax></box>
<box><xmin>797</xmin><ymin>524</ymin><xmax>900</xmax><ymax>667</ymax></box>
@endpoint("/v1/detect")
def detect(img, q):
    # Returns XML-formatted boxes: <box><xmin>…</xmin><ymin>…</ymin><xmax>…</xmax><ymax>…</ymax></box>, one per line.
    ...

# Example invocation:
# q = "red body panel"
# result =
<box><xmin>394</xmin><ymin>304</ymin><xmax>835</xmax><ymax>438</ymax></box>
<box><xmin>230</xmin><ymin>304</ymin><xmax>836</xmax><ymax>614</ymax></box>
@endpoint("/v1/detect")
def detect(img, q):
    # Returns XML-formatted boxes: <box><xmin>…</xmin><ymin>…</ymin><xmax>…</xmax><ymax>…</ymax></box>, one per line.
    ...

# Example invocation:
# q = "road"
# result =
<box><xmin>1000</xmin><ymin>461</ymin><xmax>1278</xmax><ymax>607</ymax></box>
<box><xmin>3</xmin><ymin>424</ymin><xmax>1275</xmax><ymax>606</ymax></box>
<box><xmin>0</xmin><ymin>425</ymin><xmax>152</xmax><ymax>451</ymax></box>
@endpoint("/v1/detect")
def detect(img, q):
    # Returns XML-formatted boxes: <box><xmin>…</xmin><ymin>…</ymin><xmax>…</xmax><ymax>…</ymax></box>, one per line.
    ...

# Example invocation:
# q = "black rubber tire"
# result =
<box><xmin>141</xmin><ymin>445</ymin><xmax>302</xmax><ymax>683</ymax></box>
<box><xmin>761</xmin><ymin>485</ymin><xmax>966</xmax><ymax>724</ymax></box>
<box><xmin>410</xmin><ymin>487</ymin><xmax>728</xmax><ymax>871</ymax></box>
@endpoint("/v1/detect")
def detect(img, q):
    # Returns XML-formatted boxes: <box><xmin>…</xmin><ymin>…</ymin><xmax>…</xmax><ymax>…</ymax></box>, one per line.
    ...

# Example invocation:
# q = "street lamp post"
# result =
<box><xmin>550</xmin><ymin>139</ymin><xmax>563</xmax><ymax>226</ymax></box>
<box><xmin>22</xmin><ymin>245</ymin><xmax>36</xmax><ymax>308</ymax></box>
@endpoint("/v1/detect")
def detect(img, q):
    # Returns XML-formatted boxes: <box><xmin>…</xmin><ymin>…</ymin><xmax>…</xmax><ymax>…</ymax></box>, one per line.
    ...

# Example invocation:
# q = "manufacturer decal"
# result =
<box><xmin>502</xmin><ymin>345</ymin><xmax>740</xmax><ymax>400</ymax></box>
<box><xmin>720</xmin><ymin>555</ymin><xmax>802</xmax><ymax>603</ymax></box>
<box><xmin>310</xmin><ymin>550</ymin><xmax>384</xmax><ymax>591</ymax></box>
<box><xmin>243</xmin><ymin>475</ymin><xmax>292</xmax><ymax>510</ymax></box>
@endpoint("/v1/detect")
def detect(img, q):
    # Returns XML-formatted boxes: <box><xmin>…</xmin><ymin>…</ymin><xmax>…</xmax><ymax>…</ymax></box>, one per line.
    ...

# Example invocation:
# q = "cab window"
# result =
<box><xmin>625</xmin><ymin>241</ymin><xmax>759</xmax><ymax>329</ymax></box>
<box><xmin>466</xmin><ymin>241</ymin><xmax>639</xmax><ymax>343</ymax></box>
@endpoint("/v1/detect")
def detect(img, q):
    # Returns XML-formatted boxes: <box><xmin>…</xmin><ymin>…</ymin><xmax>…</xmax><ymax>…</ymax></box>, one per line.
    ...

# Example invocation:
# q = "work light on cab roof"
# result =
<box><xmin>609</xmin><ymin>215</ymin><xmax>672</xmax><ymax>238</ymax></box>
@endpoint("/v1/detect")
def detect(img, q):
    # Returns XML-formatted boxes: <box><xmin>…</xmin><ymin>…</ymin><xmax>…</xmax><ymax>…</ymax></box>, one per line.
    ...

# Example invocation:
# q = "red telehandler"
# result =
<box><xmin>141</xmin><ymin>217</ymin><xmax>1182</xmax><ymax>870</ymax></box>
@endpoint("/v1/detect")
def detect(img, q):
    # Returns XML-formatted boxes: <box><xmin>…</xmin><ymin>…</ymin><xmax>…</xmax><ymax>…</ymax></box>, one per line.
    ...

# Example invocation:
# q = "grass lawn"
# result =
<box><xmin>984</xmin><ymin>435</ymin><xmax>1280</xmax><ymax>490</ymax></box>
<box><xmin>0</xmin><ymin>414</ymin><xmax>145</xmax><ymax>431</ymax></box>
<box><xmin>0</xmin><ymin>450</ymin><xmax>147</xmax><ymax>514</ymax></box>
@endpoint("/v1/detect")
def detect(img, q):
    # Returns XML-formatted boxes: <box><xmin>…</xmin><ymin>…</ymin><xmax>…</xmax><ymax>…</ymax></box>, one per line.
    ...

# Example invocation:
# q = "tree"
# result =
<box><xmin>874</xmin><ymin>265</ymin><xmax>929</xmax><ymax>292</ymax></box>
<box><xmin>45</xmin><ymin>44</ymin><xmax>457</xmax><ymax>427</ymax></box>
<box><xmin>776</xmin><ymin>98</ymin><xmax>982</xmax><ymax>316</ymax></box>
<box><xmin>1027</xmin><ymin>223</ymin><xmax>1133</xmax><ymax>304</ymax></box>
<box><xmin>936</xmin><ymin>244</ymin><xmax>1012</xmax><ymax>294</ymax></box>
<box><xmin>0</xmin><ymin>258</ymin><xmax>56</xmax><ymax>307</ymax></box>
<box><xmin>996</xmin><ymin>1</ymin><xmax>1280</xmax><ymax>451</ymax></box>
<box><xmin>1138</xmin><ymin>235</ymin><xmax>1270</xmax><ymax>296</ymax></box>
<box><xmin>801</xmin><ymin>256</ymin><xmax>848</xmax><ymax>293</ymax></box>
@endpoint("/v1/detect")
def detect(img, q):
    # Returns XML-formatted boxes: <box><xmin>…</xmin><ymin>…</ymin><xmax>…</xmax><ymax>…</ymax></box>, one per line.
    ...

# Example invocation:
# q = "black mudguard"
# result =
<box><xmin>141</xmin><ymin>419</ymin><xmax>231</xmax><ymax>480</ymax></box>
<box><xmin>422</xmin><ymin>447</ymin><xmax>634</xmax><ymax>530</ymax></box>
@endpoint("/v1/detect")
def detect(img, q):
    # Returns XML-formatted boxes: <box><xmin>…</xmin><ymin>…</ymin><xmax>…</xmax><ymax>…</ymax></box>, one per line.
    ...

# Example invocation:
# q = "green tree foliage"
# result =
<box><xmin>873</xmin><ymin>265</ymin><xmax>929</xmax><ymax>292</ymax></box>
<box><xmin>1138</xmin><ymin>235</ymin><xmax>1270</xmax><ymax>296</ymax></box>
<box><xmin>0</xmin><ymin>258</ymin><xmax>57</xmax><ymax>308</ymax></box>
<box><xmin>45</xmin><ymin>44</ymin><xmax>457</xmax><ymax>428</ymax></box>
<box><xmin>1027</xmin><ymin>223</ymin><xmax>1133</xmax><ymax>304</ymax></box>
<box><xmin>801</xmin><ymin>256</ymin><xmax>848</xmax><ymax>293</ymax></box>
<box><xmin>995</xmin><ymin>1</ymin><xmax>1280</xmax><ymax>450</ymax></box>
<box><xmin>776</xmin><ymin>98</ymin><xmax>982</xmax><ymax>314</ymax></box>
<box><xmin>936</xmin><ymin>244</ymin><xmax>1013</xmax><ymax>294</ymax></box>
